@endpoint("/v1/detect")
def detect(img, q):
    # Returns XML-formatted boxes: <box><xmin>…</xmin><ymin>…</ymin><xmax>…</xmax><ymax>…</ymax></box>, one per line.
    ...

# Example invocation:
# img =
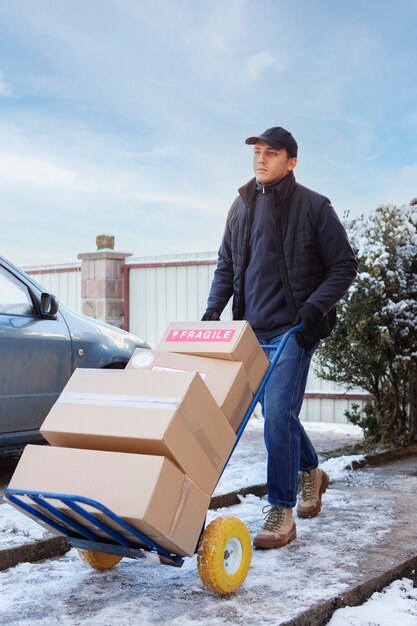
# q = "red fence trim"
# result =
<box><xmin>304</xmin><ymin>392</ymin><xmax>368</xmax><ymax>400</ymax></box>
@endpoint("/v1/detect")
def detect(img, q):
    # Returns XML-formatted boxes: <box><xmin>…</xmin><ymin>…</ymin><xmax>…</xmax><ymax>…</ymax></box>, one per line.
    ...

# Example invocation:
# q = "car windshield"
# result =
<box><xmin>0</xmin><ymin>266</ymin><xmax>34</xmax><ymax>316</ymax></box>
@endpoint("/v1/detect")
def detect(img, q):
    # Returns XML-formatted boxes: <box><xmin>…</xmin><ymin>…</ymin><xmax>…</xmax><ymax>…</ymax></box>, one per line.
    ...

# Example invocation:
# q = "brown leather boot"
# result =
<box><xmin>253</xmin><ymin>505</ymin><xmax>297</xmax><ymax>549</ymax></box>
<box><xmin>297</xmin><ymin>467</ymin><xmax>329</xmax><ymax>518</ymax></box>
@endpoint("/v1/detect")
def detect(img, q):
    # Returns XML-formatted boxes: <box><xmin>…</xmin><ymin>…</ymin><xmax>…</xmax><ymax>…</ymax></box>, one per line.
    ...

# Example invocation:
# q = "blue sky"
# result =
<box><xmin>1</xmin><ymin>0</ymin><xmax>416</xmax><ymax>266</ymax></box>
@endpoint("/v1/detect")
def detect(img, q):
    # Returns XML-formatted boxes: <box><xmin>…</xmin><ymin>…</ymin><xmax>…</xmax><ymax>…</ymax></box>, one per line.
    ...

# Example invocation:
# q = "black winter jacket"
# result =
<box><xmin>207</xmin><ymin>173</ymin><xmax>358</xmax><ymax>342</ymax></box>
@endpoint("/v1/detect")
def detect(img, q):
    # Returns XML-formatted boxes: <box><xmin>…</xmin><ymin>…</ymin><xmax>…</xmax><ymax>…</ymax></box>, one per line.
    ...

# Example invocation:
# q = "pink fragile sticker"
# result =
<box><xmin>165</xmin><ymin>329</ymin><xmax>236</xmax><ymax>342</ymax></box>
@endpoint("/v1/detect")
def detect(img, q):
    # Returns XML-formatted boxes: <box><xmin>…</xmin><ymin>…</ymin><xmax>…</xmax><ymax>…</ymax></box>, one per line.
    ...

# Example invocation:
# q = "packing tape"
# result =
<box><xmin>58</xmin><ymin>392</ymin><xmax>181</xmax><ymax>411</ymax></box>
<box><xmin>181</xmin><ymin>402</ymin><xmax>224</xmax><ymax>474</ymax></box>
<box><xmin>152</xmin><ymin>365</ymin><xmax>207</xmax><ymax>379</ymax></box>
<box><xmin>167</xmin><ymin>476</ymin><xmax>192</xmax><ymax>540</ymax></box>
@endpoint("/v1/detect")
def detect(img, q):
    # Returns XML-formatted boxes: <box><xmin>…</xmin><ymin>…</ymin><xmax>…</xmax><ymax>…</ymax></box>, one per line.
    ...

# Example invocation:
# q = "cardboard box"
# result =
<box><xmin>127</xmin><ymin>349</ymin><xmax>253</xmax><ymax>432</ymax></box>
<box><xmin>40</xmin><ymin>368</ymin><xmax>235</xmax><ymax>495</ymax></box>
<box><xmin>7</xmin><ymin>445</ymin><xmax>209</xmax><ymax>556</ymax></box>
<box><xmin>156</xmin><ymin>321</ymin><xmax>269</xmax><ymax>394</ymax></box>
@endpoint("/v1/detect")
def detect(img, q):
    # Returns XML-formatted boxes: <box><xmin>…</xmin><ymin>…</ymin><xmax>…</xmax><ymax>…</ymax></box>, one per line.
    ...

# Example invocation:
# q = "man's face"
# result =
<box><xmin>253</xmin><ymin>141</ymin><xmax>297</xmax><ymax>184</ymax></box>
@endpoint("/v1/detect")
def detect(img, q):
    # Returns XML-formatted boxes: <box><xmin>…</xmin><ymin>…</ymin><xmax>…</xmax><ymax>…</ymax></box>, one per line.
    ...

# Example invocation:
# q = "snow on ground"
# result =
<box><xmin>327</xmin><ymin>576</ymin><xmax>417</xmax><ymax>625</ymax></box>
<box><xmin>249</xmin><ymin>414</ymin><xmax>363</xmax><ymax>436</ymax></box>
<box><xmin>214</xmin><ymin>416</ymin><xmax>363</xmax><ymax>495</ymax></box>
<box><xmin>0</xmin><ymin>502</ymin><xmax>50</xmax><ymax>549</ymax></box>
<box><xmin>321</xmin><ymin>455</ymin><xmax>364</xmax><ymax>481</ymax></box>
<box><xmin>301</xmin><ymin>421</ymin><xmax>363</xmax><ymax>436</ymax></box>
<box><xmin>214</xmin><ymin>419</ymin><xmax>266</xmax><ymax>494</ymax></box>
<box><xmin>0</xmin><ymin>461</ymin><xmax>396</xmax><ymax>626</ymax></box>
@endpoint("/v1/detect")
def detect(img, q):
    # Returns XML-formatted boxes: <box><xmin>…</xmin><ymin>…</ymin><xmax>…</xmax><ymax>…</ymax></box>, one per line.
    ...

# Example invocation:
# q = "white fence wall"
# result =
<box><xmin>127</xmin><ymin>252</ymin><xmax>367</xmax><ymax>424</ymax></box>
<box><xmin>127</xmin><ymin>252</ymin><xmax>231</xmax><ymax>348</ymax></box>
<box><xmin>25</xmin><ymin>264</ymin><xmax>82</xmax><ymax>312</ymax></box>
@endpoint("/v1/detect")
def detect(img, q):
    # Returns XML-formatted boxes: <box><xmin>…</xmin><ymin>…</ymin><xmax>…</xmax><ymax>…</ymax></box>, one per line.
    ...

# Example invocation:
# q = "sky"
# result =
<box><xmin>1</xmin><ymin>0</ymin><xmax>417</xmax><ymax>267</ymax></box>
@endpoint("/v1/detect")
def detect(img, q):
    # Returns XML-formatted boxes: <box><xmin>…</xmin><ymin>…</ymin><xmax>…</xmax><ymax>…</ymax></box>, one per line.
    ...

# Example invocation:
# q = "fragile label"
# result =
<box><xmin>165</xmin><ymin>329</ymin><xmax>236</xmax><ymax>342</ymax></box>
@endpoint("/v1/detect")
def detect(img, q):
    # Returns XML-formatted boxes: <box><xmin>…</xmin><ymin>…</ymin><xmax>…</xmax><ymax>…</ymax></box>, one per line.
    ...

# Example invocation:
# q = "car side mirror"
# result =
<box><xmin>40</xmin><ymin>292</ymin><xmax>59</xmax><ymax>317</ymax></box>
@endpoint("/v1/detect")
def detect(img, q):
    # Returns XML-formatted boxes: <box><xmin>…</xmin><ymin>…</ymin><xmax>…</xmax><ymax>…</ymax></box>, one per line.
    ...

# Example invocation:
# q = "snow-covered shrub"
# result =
<box><xmin>315</xmin><ymin>201</ymin><xmax>417</xmax><ymax>445</ymax></box>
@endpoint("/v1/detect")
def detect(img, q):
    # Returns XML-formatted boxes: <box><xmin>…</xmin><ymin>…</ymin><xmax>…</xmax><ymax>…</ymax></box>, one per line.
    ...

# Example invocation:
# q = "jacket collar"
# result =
<box><xmin>238</xmin><ymin>171</ymin><xmax>296</xmax><ymax>211</ymax></box>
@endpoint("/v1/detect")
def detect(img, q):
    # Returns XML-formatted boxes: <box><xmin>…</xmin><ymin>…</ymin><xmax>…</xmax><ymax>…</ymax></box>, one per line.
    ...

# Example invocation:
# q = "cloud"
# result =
<box><xmin>0</xmin><ymin>151</ymin><xmax>76</xmax><ymax>187</ymax></box>
<box><xmin>0</xmin><ymin>70</ymin><xmax>12</xmax><ymax>97</ymax></box>
<box><xmin>0</xmin><ymin>113</ymin><xmax>234</xmax><ymax>268</ymax></box>
<box><xmin>245</xmin><ymin>51</ymin><xmax>285</xmax><ymax>80</ymax></box>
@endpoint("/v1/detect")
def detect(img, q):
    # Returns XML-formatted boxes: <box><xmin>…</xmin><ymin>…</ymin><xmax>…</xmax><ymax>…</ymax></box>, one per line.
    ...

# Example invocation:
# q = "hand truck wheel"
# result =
<box><xmin>197</xmin><ymin>516</ymin><xmax>252</xmax><ymax>595</ymax></box>
<box><xmin>77</xmin><ymin>549</ymin><xmax>123</xmax><ymax>571</ymax></box>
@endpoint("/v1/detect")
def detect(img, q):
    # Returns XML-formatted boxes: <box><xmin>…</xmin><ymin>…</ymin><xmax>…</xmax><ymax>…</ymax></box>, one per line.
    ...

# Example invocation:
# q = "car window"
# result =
<box><xmin>0</xmin><ymin>266</ymin><xmax>35</xmax><ymax>316</ymax></box>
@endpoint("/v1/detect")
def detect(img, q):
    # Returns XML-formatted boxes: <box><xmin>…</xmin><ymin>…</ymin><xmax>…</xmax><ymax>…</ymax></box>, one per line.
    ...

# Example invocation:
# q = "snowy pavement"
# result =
<box><xmin>0</xmin><ymin>480</ymin><xmax>384</xmax><ymax>625</ymax></box>
<box><xmin>0</xmin><ymin>418</ymin><xmax>362</xmax><ymax>550</ymax></box>
<box><xmin>2</xmin><ymin>419</ymin><xmax>417</xmax><ymax>625</ymax></box>
<box><xmin>214</xmin><ymin>416</ymin><xmax>363</xmax><ymax>495</ymax></box>
<box><xmin>2</xmin><ymin>450</ymin><xmax>417</xmax><ymax>625</ymax></box>
<box><xmin>0</xmin><ymin>504</ymin><xmax>50</xmax><ymax>550</ymax></box>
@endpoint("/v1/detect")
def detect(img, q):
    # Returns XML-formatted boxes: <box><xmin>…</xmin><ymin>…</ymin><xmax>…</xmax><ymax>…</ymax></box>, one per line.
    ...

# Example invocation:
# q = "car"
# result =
<box><xmin>0</xmin><ymin>254</ymin><xmax>150</xmax><ymax>452</ymax></box>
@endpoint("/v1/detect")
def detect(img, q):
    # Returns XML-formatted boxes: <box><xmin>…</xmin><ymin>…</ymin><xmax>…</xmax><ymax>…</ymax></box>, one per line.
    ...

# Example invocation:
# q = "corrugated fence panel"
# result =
<box><xmin>128</xmin><ymin>259</ymin><xmax>231</xmax><ymax>349</ymax></box>
<box><xmin>25</xmin><ymin>265</ymin><xmax>82</xmax><ymax>312</ymax></box>
<box><xmin>301</xmin><ymin>366</ymin><xmax>366</xmax><ymax>424</ymax></box>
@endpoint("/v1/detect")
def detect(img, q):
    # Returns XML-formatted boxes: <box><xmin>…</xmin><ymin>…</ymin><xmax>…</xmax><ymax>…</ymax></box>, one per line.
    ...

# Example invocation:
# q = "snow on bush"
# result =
<box><xmin>315</xmin><ymin>201</ymin><xmax>417</xmax><ymax>445</ymax></box>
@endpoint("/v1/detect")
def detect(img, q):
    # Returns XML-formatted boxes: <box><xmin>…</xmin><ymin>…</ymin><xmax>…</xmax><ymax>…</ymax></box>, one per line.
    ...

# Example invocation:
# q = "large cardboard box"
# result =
<box><xmin>7</xmin><ymin>445</ymin><xmax>209</xmax><ymax>556</ymax></box>
<box><xmin>40</xmin><ymin>368</ymin><xmax>235</xmax><ymax>495</ymax></box>
<box><xmin>156</xmin><ymin>321</ymin><xmax>269</xmax><ymax>394</ymax></box>
<box><xmin>127</xmin><ymin>349</ymin><xmax>253</xmax><ymax>432</ymax></box>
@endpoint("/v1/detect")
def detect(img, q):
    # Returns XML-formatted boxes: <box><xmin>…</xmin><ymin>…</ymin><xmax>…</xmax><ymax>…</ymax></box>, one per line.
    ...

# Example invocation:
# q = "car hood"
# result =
<box><xmin>59</xmin><ymin>304</ymin><xmax>150</xmax><ymax>351</ymax></box>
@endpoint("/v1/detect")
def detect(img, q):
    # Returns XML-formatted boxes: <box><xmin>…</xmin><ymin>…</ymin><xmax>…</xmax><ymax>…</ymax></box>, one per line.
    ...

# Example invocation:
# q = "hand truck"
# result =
<box><xmin>5</xmin><ymin>325</ymin><xmax>301</xmax><ymax>595</ymax></box>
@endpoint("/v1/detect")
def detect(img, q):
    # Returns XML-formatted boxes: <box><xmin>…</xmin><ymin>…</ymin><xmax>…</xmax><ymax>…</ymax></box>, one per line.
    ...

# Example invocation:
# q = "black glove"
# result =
<box><xmin>295</xmin><ymin>303</ymin><xmax>323</xmax><ymax>350</ymax></box>
<box><xmin>295</xmin><ymin>303</ymin><xmax>323</xmax><ymax>332</ymax></box>
<box><xmin>201</xmin><ymin>308</ymin><xmax>220</xmax><ymax>321</ymax></box>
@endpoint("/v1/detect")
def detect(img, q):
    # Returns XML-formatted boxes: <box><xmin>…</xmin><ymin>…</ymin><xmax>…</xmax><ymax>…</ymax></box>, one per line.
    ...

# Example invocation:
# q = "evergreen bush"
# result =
<box><xmin>315</xmin><ymin>201</ymin><xmax>417</xmax><ymax>446</ymax></box>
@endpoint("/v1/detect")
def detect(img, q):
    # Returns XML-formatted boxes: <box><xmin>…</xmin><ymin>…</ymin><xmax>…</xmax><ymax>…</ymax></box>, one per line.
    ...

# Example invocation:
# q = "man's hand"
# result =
<box><xmin>201</xmin><ymin>308</ymin><xmax>220</xmax><ymax>321</ymax></box>
<box><xmin>295</xmin><ymin>303</ymin><xmax>323</xmax><ymax>332</ymax></box>
<box><xmin>295</xmin><ymin>303</ymin><xmax>323</xmax><ymax>350</ymax></box>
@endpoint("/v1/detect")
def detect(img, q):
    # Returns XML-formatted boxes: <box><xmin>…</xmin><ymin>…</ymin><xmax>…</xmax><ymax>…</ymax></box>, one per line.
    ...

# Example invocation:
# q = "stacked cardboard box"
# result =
<box><xmin>7</xmin><ymin>321</ymin><xmax>269</xmax><ymax>557</ymax></box>
<box><xmin>40</xmin><ymin>368</ymin><xmax>235</xmax><ymax>495</ymax></box>
<box><xmin>127</xmin><ymin>349</ymin><xmax>253</xmax><ymax>432</ymax></box>
<box><xmin>8</xmin><ymin>445</ymin><xmax>209</xmax><ymax>556</ymax></box>
<box><xmin>156</xmin><ymin>321</ymin><xmax>269</xmax><ymax>394</ymax></box>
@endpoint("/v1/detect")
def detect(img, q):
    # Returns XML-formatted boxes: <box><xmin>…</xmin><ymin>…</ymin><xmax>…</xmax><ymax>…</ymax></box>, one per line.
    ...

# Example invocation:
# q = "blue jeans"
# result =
<box><xmin>259</xmin><ymin>332</ymin><xmax>319</xmax><ymax>508</ymax></box>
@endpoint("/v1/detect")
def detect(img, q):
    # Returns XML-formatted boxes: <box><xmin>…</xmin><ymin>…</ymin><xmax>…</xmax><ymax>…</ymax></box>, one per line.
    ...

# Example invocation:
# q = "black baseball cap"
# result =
<box><xmin>245</xmin><ymin>127</ymin><xmax>298</xmax><ymax>158</ymax></box>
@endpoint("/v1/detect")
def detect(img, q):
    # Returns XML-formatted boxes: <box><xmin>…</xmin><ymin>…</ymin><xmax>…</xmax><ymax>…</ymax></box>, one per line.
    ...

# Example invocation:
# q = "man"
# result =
<box><xmin>202</xmin><ymin>127</ymin><xmax>358</xmax><ymax>549</ymax></box>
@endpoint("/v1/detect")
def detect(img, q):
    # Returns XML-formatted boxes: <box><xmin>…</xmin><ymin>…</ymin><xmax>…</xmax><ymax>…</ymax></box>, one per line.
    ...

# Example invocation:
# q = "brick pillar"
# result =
<box><xmin>78</xmin><ymin>235</ymin><xmax>132</xmax><ymax>328</ymax></box>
